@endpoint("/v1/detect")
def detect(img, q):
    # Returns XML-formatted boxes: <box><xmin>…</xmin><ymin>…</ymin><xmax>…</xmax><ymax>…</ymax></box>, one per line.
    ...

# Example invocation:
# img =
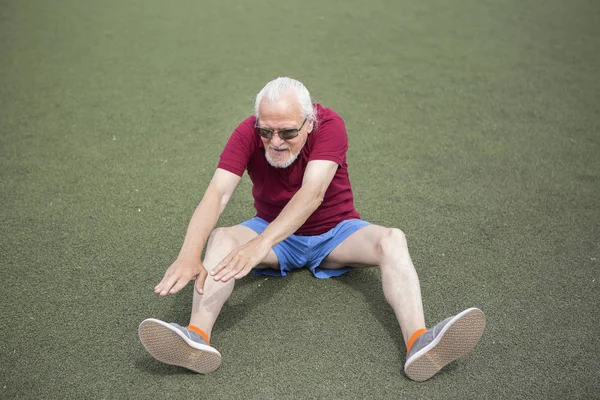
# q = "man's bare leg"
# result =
<box><xmin>188</xmin><ymin>225</ymin><xmax>280</xmax><ymax>339</ymax></box>
<box><xmin>139</xmin><ymin>224</ymin><xmax>279</xmax><ymax>373</ymax></box>
<box><xmin>322</xmin><ymin>224</ymin><xmax>485</xmax><ymax>381</ymax></box>
<box><xmin>321</xmin><ymin>225</ymin><xmax>425</xmax><ymax>344</ymax></box>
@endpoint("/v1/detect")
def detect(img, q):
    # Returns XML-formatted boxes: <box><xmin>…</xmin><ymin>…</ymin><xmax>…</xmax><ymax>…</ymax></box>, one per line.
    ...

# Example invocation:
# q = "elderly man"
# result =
<box><xmin>138</xmin><ymin>77</ymin><xmax>485</xmax><ymax>381</ymax></box>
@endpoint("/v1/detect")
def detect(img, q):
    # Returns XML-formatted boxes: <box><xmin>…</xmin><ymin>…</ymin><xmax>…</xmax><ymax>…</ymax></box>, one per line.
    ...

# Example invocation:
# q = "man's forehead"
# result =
<box><xmin>258</xmin><ymin>95</ymin><xmax>301</xmax><ymax>121</ymax></box>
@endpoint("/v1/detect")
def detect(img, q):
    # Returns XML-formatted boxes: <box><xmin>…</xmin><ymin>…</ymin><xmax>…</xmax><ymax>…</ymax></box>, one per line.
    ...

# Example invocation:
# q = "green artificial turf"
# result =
<box><xmin>1</xmin><ymin>0</ymin><xmax>599</xmax><ymax>398</ymax></box>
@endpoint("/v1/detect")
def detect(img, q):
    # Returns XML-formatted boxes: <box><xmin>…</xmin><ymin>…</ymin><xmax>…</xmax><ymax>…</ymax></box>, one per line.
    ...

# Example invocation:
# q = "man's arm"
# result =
<box><xmin>211</xmin><ymin>159</ymin><xmax>338</xmax><ymax>282</ymax></box>
<box><xmin>260</xmin><ymin>159</ymin><xmax>338</xmax><ymax>245</ymax></box>
<box><xmin>154</xmin><ymin>168</ymin><xmax>241</xmax><ymax>296</ymax></box>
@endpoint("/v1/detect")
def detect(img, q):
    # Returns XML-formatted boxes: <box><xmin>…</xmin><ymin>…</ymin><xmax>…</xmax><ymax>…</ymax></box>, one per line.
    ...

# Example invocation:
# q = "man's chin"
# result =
<box><xmin>266</xmin><ymin>151</ymin><xmax>297</xmax><ymax>168</ymax></box>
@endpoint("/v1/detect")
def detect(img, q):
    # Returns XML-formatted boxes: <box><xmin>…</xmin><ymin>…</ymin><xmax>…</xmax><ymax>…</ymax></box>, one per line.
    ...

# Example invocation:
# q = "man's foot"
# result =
<box><xmin>404</xmin><ymin>307</ymin><xmax>486</xmax><ymax>382</ymax></box>
<box><xmin>138</xmin><ymin>318</ymin><xmax>222</xmax><ymax>373</ymax></box>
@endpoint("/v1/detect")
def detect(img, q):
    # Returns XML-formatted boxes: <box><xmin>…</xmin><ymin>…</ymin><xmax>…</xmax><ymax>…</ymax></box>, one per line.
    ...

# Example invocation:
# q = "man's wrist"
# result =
<box><xmin>177</xmin><ymin>248</ymin><xmax>202</xmax><ymax>262</ymax></box>
<box><xmin>254</xmin><ymin>234</ymin><xmax>276</xmax><ymax>251</ymax></box>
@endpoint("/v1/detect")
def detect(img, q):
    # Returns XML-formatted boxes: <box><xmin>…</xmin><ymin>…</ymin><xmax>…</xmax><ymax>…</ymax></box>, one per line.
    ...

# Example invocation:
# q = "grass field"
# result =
<box><xmin>1</xmin><ymin>0</ymin><xmax>599</xmax><ymax>398</ymax></box>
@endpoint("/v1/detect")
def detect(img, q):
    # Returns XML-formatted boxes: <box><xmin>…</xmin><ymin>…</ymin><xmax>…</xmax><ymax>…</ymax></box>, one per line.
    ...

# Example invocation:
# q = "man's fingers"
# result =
<box><xmin>234</xmin><ymin>267</ymin><xmax>251</xmax><ymax>280</ymax></box>
<box><xmin>195</xmin><ymin>269</ymin><xmax>208</xmax><ymax>295</ymax></box>
<box><xmin>168</xmin><ymin>276</ymin><xmax>191</xmax><ymax>295</ymax></box>
<box><xmin>211</xmin><ymin>247</ymin><xmax>258</xmax><ymax>282</ymax></box>
<box><xmin>213</xmin><ymin>258</ymin><xmax>238</xmax><ymax>281</ymax></box>
<box><xmin>218</xmin><ymin>258</ymin><xmax>247</xmax><ymax>282</ymax></box>
<box><xmin>211</xmin><ymin>252</ymin><xmax>237</xmax><ymax>280</ymax></box>
<box><xmin>158</xmin><ymin>274</ymin><xmax>180</xmax><ymax>296</ymax></box>
<box><xmin>210</xmin><ymin>253</ymin><xmax>233</xmax><ymax>276</ymax></box>
<box><xmin>154</xmin><ymin>273</ymin><xmax>171</xmax><ymax>293</ymax></box>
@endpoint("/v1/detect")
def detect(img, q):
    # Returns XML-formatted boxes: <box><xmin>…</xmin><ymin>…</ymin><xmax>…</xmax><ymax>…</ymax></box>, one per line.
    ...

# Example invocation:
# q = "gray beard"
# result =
<box><xmin>265</xmin><ymin>147</ymin><xmax>301</xmax><ymax>168</ymax></box>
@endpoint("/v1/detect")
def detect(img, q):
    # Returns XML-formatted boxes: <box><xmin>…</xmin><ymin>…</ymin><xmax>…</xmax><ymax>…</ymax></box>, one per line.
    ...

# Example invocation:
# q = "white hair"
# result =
<box><xmin>254</xmin><ymin>77</ymin><xmax>317</xmax><ymax>123</ymax></box>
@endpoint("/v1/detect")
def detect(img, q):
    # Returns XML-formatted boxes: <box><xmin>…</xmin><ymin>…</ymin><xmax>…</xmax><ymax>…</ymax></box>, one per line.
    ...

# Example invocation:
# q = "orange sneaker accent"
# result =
<box><xmin>407</xmin><ymin>328</ymin><xmax>427</xmax><ymax>354</ymax></box>
<box><xmin>188</xmin><ymin>325</ymin><xmax>210</xmax><ymax>345</ymax></box>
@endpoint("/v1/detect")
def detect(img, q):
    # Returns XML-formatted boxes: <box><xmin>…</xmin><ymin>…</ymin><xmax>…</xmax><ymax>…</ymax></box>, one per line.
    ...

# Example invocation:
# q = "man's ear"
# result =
<box><xmin>308</xmin><ymin>120</ymin><xmax>314</xmax><ymax>134</ymax></box>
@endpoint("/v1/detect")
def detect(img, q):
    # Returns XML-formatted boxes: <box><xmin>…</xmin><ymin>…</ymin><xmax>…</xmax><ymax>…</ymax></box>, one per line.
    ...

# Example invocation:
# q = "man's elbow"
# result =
<box><xmin>300</xmin><ymin>182</ymin><xmax>328</xmax><ymax>209</ymax></box>
<box><xmin>313</xmin><ymin>188</ymin><xmax>326</xmax><ymax>207</ymax></box>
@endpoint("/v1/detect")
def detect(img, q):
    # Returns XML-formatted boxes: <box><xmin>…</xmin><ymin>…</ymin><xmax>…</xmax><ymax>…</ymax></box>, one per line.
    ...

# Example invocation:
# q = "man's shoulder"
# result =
<box><xmin>232</xmin><ymin>115</ymin><xmax>259</xmax><ymax>143</ymax></box>
<box><xmin>315</xmin><ymin>103</ymin><xmax>343</xmax><ymax>123</ymax></box>
<box><xmin>239</xmin><ymin>114</ymin><xmax>257</xmax><ymax>130</ymax></box>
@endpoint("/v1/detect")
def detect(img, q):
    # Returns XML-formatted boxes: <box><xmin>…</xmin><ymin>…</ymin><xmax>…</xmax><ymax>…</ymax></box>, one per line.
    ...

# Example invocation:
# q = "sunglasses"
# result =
<box><xmin>255</xmin><ymin>118</ymin><xmax>307</xmax><ymax>140</ymax></box>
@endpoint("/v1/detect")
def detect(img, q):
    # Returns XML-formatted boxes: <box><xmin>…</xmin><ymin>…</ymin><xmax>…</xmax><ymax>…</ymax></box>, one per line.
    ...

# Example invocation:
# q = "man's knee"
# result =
<box><xmin>207</xmin><ymin>227</ymin><xmax>240</xmax><ymax>252</ymax></box>
<box><xmin>377</xmin><ymin>228</ymin><xmax>408</xmax><ymax>262</ymax></box>
<box><xmin>203</xmin><ymin>227</ymin><xmax>242</xmax><ymax>272</ymax></box>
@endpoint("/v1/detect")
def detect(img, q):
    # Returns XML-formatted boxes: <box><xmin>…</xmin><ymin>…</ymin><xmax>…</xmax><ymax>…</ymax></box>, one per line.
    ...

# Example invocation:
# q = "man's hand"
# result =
<box><xmin>154</xmin><ymin>257</ymin><xmax>208</xmax><ymax>296</ymax></box>
<box><xmin>211</xmin><ymin>238</ymin><xmax>271</xmax><ymax>282</ymax></box>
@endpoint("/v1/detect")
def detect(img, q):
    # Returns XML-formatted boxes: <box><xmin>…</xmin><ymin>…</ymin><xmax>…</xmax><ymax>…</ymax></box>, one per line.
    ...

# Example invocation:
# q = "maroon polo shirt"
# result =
<box><xmin>218</xmin><ymin>103</ymin><xmax>360</xmax><ymax>236</ymax></box>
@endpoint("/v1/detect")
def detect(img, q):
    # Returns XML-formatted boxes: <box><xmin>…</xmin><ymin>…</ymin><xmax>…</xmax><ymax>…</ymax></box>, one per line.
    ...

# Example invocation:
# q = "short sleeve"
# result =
<box><xmin>308</xmin><ymin>115</ymin><xmax>348</xmax><ymax>166</ymax></box>
<box><xmin>218</xmin><ymin>117</ymin><xmax>257</xmax><ymax>176</ymax></box>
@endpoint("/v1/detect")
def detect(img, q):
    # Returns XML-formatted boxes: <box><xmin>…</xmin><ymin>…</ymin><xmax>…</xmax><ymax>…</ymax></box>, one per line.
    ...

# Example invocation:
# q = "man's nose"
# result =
<box><xmin>271</xmin><ymin>133</ymin><xmax>285</xmax><ymax>146</ymax></box>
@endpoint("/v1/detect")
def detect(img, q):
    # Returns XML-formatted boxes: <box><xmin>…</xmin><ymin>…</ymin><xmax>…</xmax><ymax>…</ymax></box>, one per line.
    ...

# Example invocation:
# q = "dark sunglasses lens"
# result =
<box><xmin>279</xmin><ymin>130</ymin><xmax>299</xmax><ymax>140</ymax></box>
<box><xmin>258</xmin><ymin>128</ymin><xmax>273</xmax><ymax>139</ymax></box>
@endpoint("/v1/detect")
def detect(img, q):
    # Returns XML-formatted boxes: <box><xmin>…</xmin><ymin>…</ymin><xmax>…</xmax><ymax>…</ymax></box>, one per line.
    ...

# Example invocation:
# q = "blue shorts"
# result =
<box><xmin>240</xmin><ymin>217</ymin><xmax>371</xmax><ymax>279</ymax></box>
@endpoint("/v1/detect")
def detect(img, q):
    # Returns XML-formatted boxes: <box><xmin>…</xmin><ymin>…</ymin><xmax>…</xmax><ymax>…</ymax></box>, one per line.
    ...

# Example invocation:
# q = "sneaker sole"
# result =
<box><xmin>404</xmin><ymin>307</ymin><xmax>486</xmax><ymax>382</ymax></box>
<box><xmin>138</xmin><ymin>318</ymin><xmax>222</xmax><ymax>374</ymax></box>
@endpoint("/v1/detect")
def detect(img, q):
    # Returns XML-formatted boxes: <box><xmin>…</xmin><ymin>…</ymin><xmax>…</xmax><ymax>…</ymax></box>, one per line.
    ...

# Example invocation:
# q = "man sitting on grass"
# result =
<box><xmin>138</xmin><ymin>77</ymin><xmax>486</xmax><ymax>382</ymax></box>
